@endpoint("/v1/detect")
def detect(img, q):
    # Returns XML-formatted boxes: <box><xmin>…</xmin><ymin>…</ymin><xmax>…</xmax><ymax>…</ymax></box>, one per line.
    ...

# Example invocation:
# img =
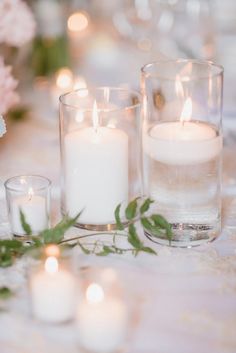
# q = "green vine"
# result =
<box><xmin>0</xmin><ymin>198</ymin><xmax>172</xmax><ymax>268</ymax></box>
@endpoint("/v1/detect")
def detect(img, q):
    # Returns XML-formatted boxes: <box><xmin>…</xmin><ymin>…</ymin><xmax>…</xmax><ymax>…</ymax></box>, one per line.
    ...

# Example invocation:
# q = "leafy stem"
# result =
<box><xmin>0</xmin><ymin>197</ymin><xmax>172</xmax><ymax>268</ymax></box>
<box><xmin>0</xmin><ymin>287</ymin><xmax>13</xmax><ymax>299</ymax></box>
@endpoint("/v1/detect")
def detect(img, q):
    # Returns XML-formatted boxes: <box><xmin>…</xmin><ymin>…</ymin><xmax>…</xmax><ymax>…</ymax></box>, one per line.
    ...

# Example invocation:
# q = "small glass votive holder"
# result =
<box><xmin>141</xmin><ymin>59</ymin><xmax>223</xmax><ymax>247</ymax></box>
<box><xmin>59</xmin><ymin>87</ymin><xmax>141</xmax><ymax>231</ymax></box>
<box><xmin>4</xmin><ymin>175</ymin><xmax>51</xmax><ymax>237</ymax></box>
<box><xmin>76</xmin><ymin>267</ymin><xmax>130</xmax><ymax>353</ymax></box>
<box><xmin>28</xmin><ymin>244</ymin><xmax>77</xmax><ymax>324</ymax></box>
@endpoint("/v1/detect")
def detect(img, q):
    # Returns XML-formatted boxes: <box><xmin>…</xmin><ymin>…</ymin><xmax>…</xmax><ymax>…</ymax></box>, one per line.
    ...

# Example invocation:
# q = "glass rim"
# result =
<box><xmin>141</xmin><ymin>59</ymin><xmax>224</xmax><ymax>81</ymax></box>
<box><xmin>4</xmin><ymin>175</ymin><xmax>51</xmax><ymax>192</ymax></box>
<box><xmin>59</xmin><ymin>86</ymin><xmax>142</xmax><ymax>111</ymax></box>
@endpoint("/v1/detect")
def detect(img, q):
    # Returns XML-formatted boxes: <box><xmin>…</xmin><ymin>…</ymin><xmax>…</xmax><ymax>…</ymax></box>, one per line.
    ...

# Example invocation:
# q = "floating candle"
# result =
<box><xmin>143</xmin><ymin>98</ymin><xmax>222</xmax><ymax>165</ymax></box>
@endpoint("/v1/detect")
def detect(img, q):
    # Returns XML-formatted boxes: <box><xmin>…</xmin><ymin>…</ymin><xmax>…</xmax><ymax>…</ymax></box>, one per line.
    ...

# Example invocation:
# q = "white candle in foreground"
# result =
<box><xmin>143</xmin><ymin>98</ymin><xmax>222</xmax><ymax>165</ymax></box>
<box><xmin>77</xmin><ymin>283</ymin><xmax>128</xmax><ymax>353</ymax></box>
<box><xmin>30</xmin><ymin>256</ymin><xmax>76</xmax><ymax>323</ymax></box>
<box><xmin>64</xmin><ymin>102</ymin><xmax>128</xmax><ymax>224</ymax></box>
<box><xmin>11</xmin><ymin>188</ymin><xmax>48</xmax><ymax>236</ymax></box>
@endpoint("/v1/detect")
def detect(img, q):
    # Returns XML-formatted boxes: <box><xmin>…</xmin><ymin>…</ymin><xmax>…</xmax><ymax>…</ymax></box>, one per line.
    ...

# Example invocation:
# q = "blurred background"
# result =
<box><xmin>3</xmin><ymin>0</ymin><xmax>236</xmax><ymax>114</ymax></box>
<box><xmin>0</xmin><ymin>0</ymin><xmax>236</xmax><ymax>198</ymax></box>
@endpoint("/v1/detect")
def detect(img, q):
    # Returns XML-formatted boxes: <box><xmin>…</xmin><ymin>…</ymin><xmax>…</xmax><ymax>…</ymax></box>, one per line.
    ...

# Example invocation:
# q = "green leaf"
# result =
<box><xmin>0</xmin><ymin>253</ymin><xmax>13</xmax><ymax>268</ymax></box>
<box><xmin>0</xmin><ymin>240</ymin><xmax>23</xmax><ymax>249</ymax></box>
<box><xmin>103</xmin><ymin>245</ymin><xmax>116</xmax><ymax>253</ymax></box>
<box><xmin>141</xmin><ymin>217</ymin><xmax>154</xmax><ymax>231</ymax></box>
<box><xmin>128</xmin><ymin>224</ymin><xmax>143</xmax><ymax>248</ymax></box>
<box><xmin>21</xmin><ymin>238</ymin><xmax>44</xmax><ymax>258</ymax></box>
<box><xmin>0</xmin><ymin>240</ymin><xmax>25</xmax><ymax>268</ymax></box>
<box><xmin>97</xmin><ymin>245</ymin><xmax>116</xmax><ymax>256</ymax></box>
<box><xmin>31</xmin><ymin>36</ymin><xmax>69</xmax><ymax>76</ymax></box>
<box><xmin>77</xmin><ymin>241</ymin><xmax>91</xmax><ymax>255</ymax></box>
<box><xmin>20</xmin><ymin>210</ymin><xmax>32</xmax><ymax>235</ymax></box>
<box><xmin>140</xmin><ymin>246</ymin><xmax>157</xmax><ymax>255</ymax></box>
<box><xmin>151</xmin><ymin>214</ymin><xmax>173</xmax><ymax>241</ymax></box>
<box><xmin>30</xmin><ymin>237</ymin><xmax>43</xmax><ymax>248</ymax></box>
<box><xmin>7</xmin><ymin>106</ymin><xmax>29</xmax><ymax>122</ymax></box>
<box><xmin>61</xmin><ymin>243</ymin><xmax>77</xmax><ymax>249</ymax></box>
<box><xmin>125</xmin><ymin>198</ymin><xmax>139</xmax><ymax>220</ymax></box>
<box><xmin>115</xmin><ymin>247</ymin><xmax>124</xmax><ymax>255</ymax></box>
<box><xmin>114</xmin><ymin>204</ymin><xmax>124</xmax><ymax>230</ymax></box>
<box><xmin>0</xmin><ymin>287</ymin><xmax>13</xmax><ymax>300</ymax></box>
<box><xmin>151</xmin><ymin>214</ymin><xmax>169</xmax><ymax>228</ymax></box>
<box><xmin>140</xmin><ymin>198</ymin><xmax>154</xmax><ymax>214</ymax></box>
<box><xmin>41</xmin><ymin>211</ymin><xmax>82</xmax><ymax>244</ymax></box>
<box><xmin>141</xmin><ymin>217</ymin><xmax>165</xmax><ymax>236</ymax></box>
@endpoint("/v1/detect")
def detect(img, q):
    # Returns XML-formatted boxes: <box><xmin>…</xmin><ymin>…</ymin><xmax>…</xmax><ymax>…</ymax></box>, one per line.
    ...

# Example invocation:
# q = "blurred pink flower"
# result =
<box><xmin>0</xmin><ymin>57</ymin><xmax>19</xmax><ymax>115</ymax></box>
<box><xmin>0</xmin><ymin>0</ymin><xmax>36</xmax><ymax>47</ymax></box>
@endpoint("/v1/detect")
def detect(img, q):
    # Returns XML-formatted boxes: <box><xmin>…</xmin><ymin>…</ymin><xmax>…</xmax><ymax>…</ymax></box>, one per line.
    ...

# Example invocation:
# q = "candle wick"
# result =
<box><xmin>93</xmin><ymin>101</ymin><xmax>99</xmax><ymax>133</ymax></box>
<box><xmin>28</xmin><ymin>188</ymin><xmax>34</xmax><ymax>201</ymax></box>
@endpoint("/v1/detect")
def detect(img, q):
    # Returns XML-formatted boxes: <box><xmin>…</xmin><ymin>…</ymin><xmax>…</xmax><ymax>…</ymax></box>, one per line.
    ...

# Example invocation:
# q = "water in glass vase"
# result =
<box><xmin>142</xmin><ymin>122</ymin><xmax>222</xmax><ymax>247</ymax></box>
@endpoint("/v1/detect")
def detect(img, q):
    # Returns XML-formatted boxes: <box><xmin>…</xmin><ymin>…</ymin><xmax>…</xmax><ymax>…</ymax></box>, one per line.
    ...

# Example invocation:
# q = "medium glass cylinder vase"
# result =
<box><xmin>59</xmin><ymin>87</ymin><xmax>141</xmax><ymax>230</ymax></box>
<box><xmin>141</xmin><ymin>59</ymin><xmax>223</xmax><ymax>247</ymax></box>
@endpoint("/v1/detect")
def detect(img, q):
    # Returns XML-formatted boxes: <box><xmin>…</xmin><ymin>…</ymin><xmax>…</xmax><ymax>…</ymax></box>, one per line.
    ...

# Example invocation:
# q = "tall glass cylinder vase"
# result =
<box><xmin>59</xmin><ymin>87</ymin><xmax>141</xmax><ymax>230</ymax></box>
<box><xmin>141</xmin><ymin>59</ymin><xmax>223</xmax><ymax>247</ymax></box>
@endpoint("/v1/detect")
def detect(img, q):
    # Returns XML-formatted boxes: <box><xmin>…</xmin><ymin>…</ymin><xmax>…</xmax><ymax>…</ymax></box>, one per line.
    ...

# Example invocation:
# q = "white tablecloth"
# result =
<box><xmin>0</xmin><ymin>100</ymin><xmax>236</xmax><ymax>353</ymax></box>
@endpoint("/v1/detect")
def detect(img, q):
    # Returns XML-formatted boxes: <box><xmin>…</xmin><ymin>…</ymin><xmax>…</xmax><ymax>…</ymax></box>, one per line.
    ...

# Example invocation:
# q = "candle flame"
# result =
<box><xmin>179</xmin><ymin>62</ymin><xmax>192</xmax><ymax>80</ymax></box>
<box><xmin>180</xmin><ymin>98</ymin><xmax>192</xmax><ymax>123</ymax></box>
<box><xmin>45</xmin><ymin>256</ymin><xmax>58</xmax><ymax>274</ymax></box>
<box><xmin>175</xmin><ymin>75</ymin><xmax>184</xmax><ymax>99</ymax></box>
<box><xmin>45</xmin><ymin>245</ymin><xmax>60</xmax><ymax>258</ymax></box>
<box><xmin>74</xmin><ymin>76</ymin><xmax>88</xmax><ymax>98</ymax></box>
<box><xmin>56</xmin><ymin>68</ymin><xmax>73</xmax><ymax>90</ymax></box>
<box><xmin>67</xmin><ymin>12</ymin><xmax>89</xmax><ymax>32</ymax></box>
<box><xmin>28</xmin><ymin>187</ymin><xmax>34</xmax><ymax>201</ymax></box>
<box><xmin>92</xmin><ymin>100</ymin><xmax>99</xmax><ymax>132</ymax></box>
<box><xmin>20</xmin><ymin>178</ymin><xmax>26</xmax><ymax>185</ymax></box>
<box><xmin>75</xmin><ymin>110</ymin><xmax>84</xmax><ymax>123</ymax></box>
<box><xmin>104</xmin><ymin>87</ymin><xmax>110</xmax><ymax>103</ymax></box>
<box><xmin>86</xmin><ymin>283</ymin><xmax>104</xmax><ymax>303</ymax></box>
<box><xmin>107</xmin><ymin>118</ymin><xmax>117</xmax><ymax>128</ymax></box>
<box><xmin>74</xmin><ymin>76</ymin><xmax>87</xmax><ymax>90</ymax></box>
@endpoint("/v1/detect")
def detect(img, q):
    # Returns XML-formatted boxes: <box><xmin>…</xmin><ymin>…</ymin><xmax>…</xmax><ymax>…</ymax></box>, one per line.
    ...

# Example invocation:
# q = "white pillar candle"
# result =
<box><xmin>143</xmin><ymin>98</ymin><xmax>222</xmax><ymax>165</ymax></box>
<box><xmin>64</xmin><ymin>102</ymin><xmax>128</xmax><ymax>224</ymax></box>
<box><xmin>11</xmin><ymin>188</ymin><xmax>48</xmax><ymax>236</ymax></box>
<box><xmin>30</xmin><ymin>256</ymin><xmax>76</xmax><ymax>323</ymax></box>
<box><xmin>77</xmin><ymin>283</ymin><xmax>128</xmax><ymax>353</ymax></box>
